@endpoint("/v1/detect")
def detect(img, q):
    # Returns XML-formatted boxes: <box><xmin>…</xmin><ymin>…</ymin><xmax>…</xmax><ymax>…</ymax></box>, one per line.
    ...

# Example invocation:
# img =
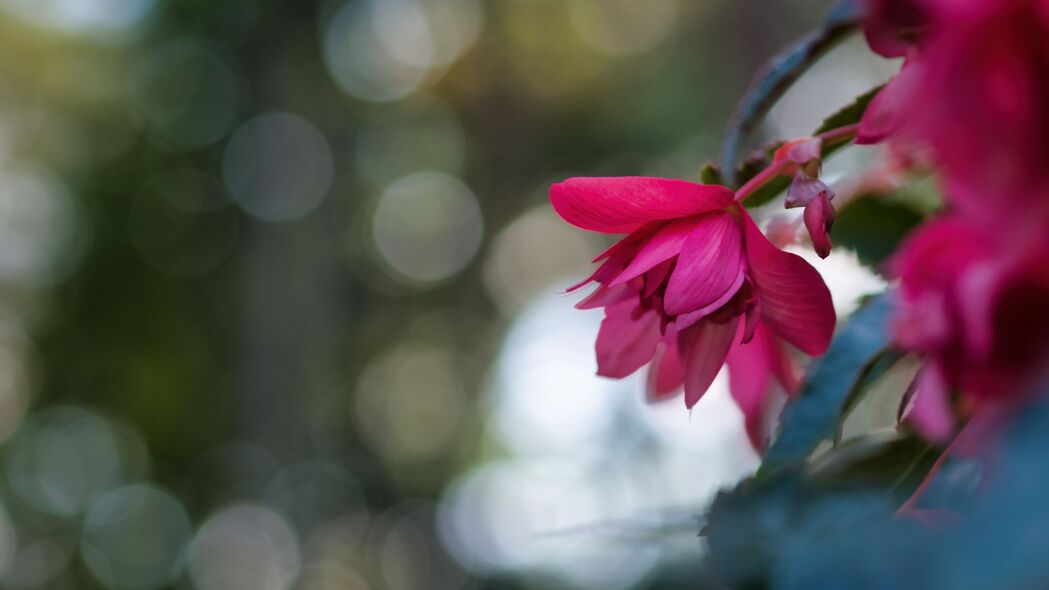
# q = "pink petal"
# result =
<box><xmin>727</xmin><ymin>326</ymin><xmax>776</xmax><ymax>450</ymax></box>
<box><xmin>674</xmin><ymin>267</ymin><xmax>746</xmax><ymax>331</ymax></box>
<box><xmin>906</xmin><ymin>363</ymin><xmax>954</xmax><ymax>443</ymax></box>
<box><xmin>646</xmin><ymin>328</ymin><xmax>684</xmax><ymax>401</ymax></box>
<box><xmin>595</xmin><ymin>300</ymin><xmax>662</xmax><ymax>378</ymax></box>
<box><xmin>678</xmin><ymin>318</ymin><xmax>737</xmax><ymax>408</ymax></box>
<box><xmin>550</xmin><ymin>177</ymin><xmax>733</xmax><ymax>234</ymax></box>
<box><xmin>857</xmin><ymin>59</ymin><xmax>922</xmax><ymax>145</ymax></box>
<box><xmin>802</xmin><ymin>192</ymin><xmax>836</xmax><ymax>259</ymax></box>
<box><xmin>610</xmin><ymin>218</ymin><xmax>701</xmax><ymax>287</ymax></box>
<box><xmin>643</xmin><ymin>259</ymin><xmax>675</xmax><ymax>298</ymax></box>
<box><xmin>575</xmin><ymin>283</ymin><xmax>635</xmax><ymax>310</ymax></box>
<box><xmin>664</xmin><ymin>211</ymin><xmax>745</xmax><ymax>315</ymax></box>
<box><xmin>742</xmin><ymin>211</ymin><xmax>836</xmax><ymax>356</ymax></box>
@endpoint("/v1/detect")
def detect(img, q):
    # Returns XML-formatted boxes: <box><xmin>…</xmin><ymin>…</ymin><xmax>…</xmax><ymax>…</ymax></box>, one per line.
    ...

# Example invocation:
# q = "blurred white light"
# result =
<box><xmin>129</xmin><ymin>168</ymin><xmax>239</xmax><ymax>278</ymax></box>
<box><xmin>6</xmin><ymin>407</ymin><xmax>123</xmax><ymax>517</ymax></box>
<box><xmin>135</xmin><ymin>41</ymin><xmax>241</xmax><ymax>149</ymax></box>
<box><xmin>189</xmin><ymin>504</ymin><xmax>301</xmax><ymax>590</ymax></box>
<box><xmin>492</xmin><ymin>288</ymin><xmax>621</xmax><ymax>454</ymax></box>
<box><xmin>438</xmin><ymin>459</ymin><xmax>658</xmax><ymax>588</ymax></box>
<box><xmin>354</xmin><ymin>96</ymin><xmax>466</xmax><ymax>188</ymax></box>
<box><xmin>786</xmin><ymin>244</ymin><xmax>888</xmax><ymax>317</ymax></box>
<box><xmin>222</xmin><ymin>112</ymin><xmax>334</xmax><ymax>222</ymax></box>
<box><xmin>0</xmin><ymin>166</ymin><xmax>85</xmax><ymax>287</ymax></box>
<box><xmin>81</xmin><ymin>485</ymin><xmax>193</xmax><ymax>590</ymax></box>
<box><xmin>371</xmin><ymin>171</ymin><xmax>483</xmax><ymax>285</ymax></box>
<box><xmin>0</xmin><ymin>0</ymin><xmax>154</xmax><ymax>37</ymax></box>
<box><xmin>568</xmin><ymin>0</ymin><xmax>679</xmax><ymax>57</ymax></box>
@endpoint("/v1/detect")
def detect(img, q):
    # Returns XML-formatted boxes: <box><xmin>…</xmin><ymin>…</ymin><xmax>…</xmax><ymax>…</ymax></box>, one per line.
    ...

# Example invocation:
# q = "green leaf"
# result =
<box><xmin>720</xmin><ymin>0</ymin><xmax>862</xmax><ymax>186</ymax></box>
<box><xmin>809</xmin><ymin>431</ymin><xmax>939</xmax><ymax>496</ymax></box>
<box><xmin>761</xmin><ymin>292</ymin><xmax>896</xmax><ymax>474</ymax></box>
<box><xmin>833</xmin><ymin>347</ymin><xmax>905</xmax><ymax>445</ymax></box>
<box><xmin>813</xmin><ymin>85</ymin><xmax>884</xmax><ymax>135</ymax></box>
<box><xmin>832</xmin><ymin>194</ymin><xmax>924</xmax><ymax>269</ymax></box>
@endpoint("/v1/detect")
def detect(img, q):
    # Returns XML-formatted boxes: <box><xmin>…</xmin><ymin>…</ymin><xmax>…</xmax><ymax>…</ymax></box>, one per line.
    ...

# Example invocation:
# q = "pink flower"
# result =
<box><xmin>550</xmin><ymin>177</ymin><xmax>836</xmax><ymax>449</ymax></box>
<box><xmin>862</xmin><ymin>0</ymin><xmax>931</xmax><ymax>58</ymax></box>
<box><xmin>892</xmin><ymin>215</ymin><xmax>1049</xmax><ymax>436</ymax></box>
<box><xmin>861</xmin><ymin>0</ymin><xmax>1049</xmax><ymax>221</ymax></box>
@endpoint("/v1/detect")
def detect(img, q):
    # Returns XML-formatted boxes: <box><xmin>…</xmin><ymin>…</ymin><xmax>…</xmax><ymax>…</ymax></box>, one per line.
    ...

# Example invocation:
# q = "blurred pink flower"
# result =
<box><xmin>892</xmin><ymin>216</ymin><xmax>1049</xmax><ymax>436</ymax></box>
<box><xmin>550</xmin><ymin>177</ymin><xmax>835</xmax><ymax>449</ymax></box>
<box><xmin>861</xmin><ymin>0</ymin><xmax>1049</xmax><ymax>220</ymax></box>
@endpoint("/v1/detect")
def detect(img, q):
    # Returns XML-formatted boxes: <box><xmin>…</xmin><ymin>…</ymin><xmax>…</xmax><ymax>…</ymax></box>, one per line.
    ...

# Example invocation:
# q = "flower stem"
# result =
<box><xmin>733</xmin><ymin>123</ymin><xmax>860</xmax><ymax>203</ymax></box>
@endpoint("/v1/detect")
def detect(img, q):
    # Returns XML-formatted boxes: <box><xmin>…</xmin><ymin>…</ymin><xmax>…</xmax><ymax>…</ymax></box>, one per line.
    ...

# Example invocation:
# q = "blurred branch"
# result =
<box><xmin>719</xmin><ymin>0</ymin><xmax>862</xmax><ymax>187</ymax></box>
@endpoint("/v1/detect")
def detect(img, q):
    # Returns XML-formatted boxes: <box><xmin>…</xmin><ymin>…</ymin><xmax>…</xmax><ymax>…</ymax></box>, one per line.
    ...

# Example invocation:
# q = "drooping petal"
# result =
<box><xmin>803</xmin><ymin>192</ymin><xmax>836</xmax><ymax>259</ymax></box>
<box><xmin>727</xmin><ymin>330</ymin><xmax>773</xmax><ymax>450</ymax></box>
<box><xmin>678</xmin><ymin>318</ymin><xmax>737</xmax><ymax>408</ymax></box>
<box><xmin>595</xmin><ymin>300</ymin><xmax>662</xmax><ymax>378</ymax></box>
<box><xmin>646</xmin><ymin>327</ymin><xmax>684</xmax><ymax>402</ymax></box>
<box><xmin>742</xmin><ymin>211</ymin><xmax>836</xmax><ymax>356</ymax></box>
<box><xmin>610</xmin><ymin>218</ymin><xmax>702</xmax><ymax>287</ymax></box>
<box><xmin>664</xmin><ymin>211</ymin><xmax>745</xmax><ymax>315</ymax></box>
<box><xmin>550</xmin><ymin>177</ymin><xmax>734</xmax><ymax>234</ymax></box>
<box><xmin>785</xmin><ymin>175</ymin><xmax>833</xmax><ymax>209</ymax></box>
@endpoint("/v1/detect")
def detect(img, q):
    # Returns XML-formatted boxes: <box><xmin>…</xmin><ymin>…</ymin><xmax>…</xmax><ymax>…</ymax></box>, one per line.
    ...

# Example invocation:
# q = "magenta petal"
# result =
<box><xmin>727</xmin><ymin>327</ymin><xmax>775</xmax><ymax>450</ymax></box>
<box><xmin>646</xmin><ymin>328</ymin><xmax>684</xmax><ymax>402</ymax></box>
<box><xmin>742</xmin><ymin>212</ymin><xmax>836</xmax><ymax>356</ymax></box>
<box><xmin>664</xmin><ymin>212</ymin><xmax>745</xmax><ymax>315</ymax></box>
<box><xmin>678</xmin><ymin>318</ymin><xmax>737</xmax><ymax>408</ymax></box>
<box><xmin>595</xmin><ymin>300</ymin><xmax>661</xmax><ymax>378</ymax></box>
<box><xmin>575</xmin><ymin>283</ymin><xmax>635</xmax><ymax>310</ymax></box>
<box><xmin>610</xmin><ymin>218</ymin><xmax>701</xmax><ymax>287</ymax></box>
<box><xmin>674</xmin><ymin>267</ymin><xmax>746</xmax><ymax>331</ymax></box>
<box><xmin>550</xmin><ymin>177</ymin><xmax>733</xmax><ymax>234</ymax></box>
<box><xmin>785</xmin><ymin>176</ymin><xmax>833</xmax><ymax>209</ymax></box>
<box><xmin>857</xmin><ymin>59</ymin><xmax>922</xmax><ymax>145</ymax></box>
<box><xmin>803</xmin><ymin>192</ymin><xmax>836</xmax><ymax>259</ymax></box>
<box><xmin>907</xmin><ymin>363</ymin><xmax>954</xmax><ymax>443</ymax></box>
<box><xmin>643</xmin><ymin>259</ymin><xmax>675</xmax><ymax>298</ymax></box>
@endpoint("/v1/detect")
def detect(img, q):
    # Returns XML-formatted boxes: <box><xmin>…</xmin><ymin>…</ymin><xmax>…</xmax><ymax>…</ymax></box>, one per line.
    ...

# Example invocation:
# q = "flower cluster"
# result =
<box><xmin>547</xmin><ymin>0</ymin><xmax>1049</xmax><ymax>453</ymax></box>
<box><xmin>550</xmin><ymin>170</ymin><xmax>836</xmax><ymax>449</ymax></box>
<box><xmin>860</xmin><ymin>0</ymin><xmax>1049</xmax><ymax>439</ymax></box>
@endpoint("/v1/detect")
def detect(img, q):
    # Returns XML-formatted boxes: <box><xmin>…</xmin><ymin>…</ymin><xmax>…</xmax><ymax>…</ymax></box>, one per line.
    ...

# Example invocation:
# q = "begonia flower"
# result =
<box><xmin>550</xmin><ymin>177</ymin><xmax>836</xmax><ymax>449</ymax></box>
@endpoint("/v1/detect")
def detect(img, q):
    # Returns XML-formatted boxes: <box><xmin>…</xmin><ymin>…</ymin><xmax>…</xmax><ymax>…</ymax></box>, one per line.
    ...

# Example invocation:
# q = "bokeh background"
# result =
<box><xmin>0</xmin><ymin>1</ymin><xmax>897</xmax><ymax>588</ymax></box>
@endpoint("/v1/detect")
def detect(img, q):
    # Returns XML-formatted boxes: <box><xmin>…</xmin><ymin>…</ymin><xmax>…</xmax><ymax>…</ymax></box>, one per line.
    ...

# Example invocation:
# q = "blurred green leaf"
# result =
<box><xmin>810</xmin><ymin>431</ymin><xmax>939</xmax><ymax>496</ymax></box>
<box><xmin>699</xmin><ymin>161</ymin><xmax>723</xmax><ymax>185</ymax></box>
<box><xmin>832</xmin><ymin>194</ymin><xmax>924</xmax><ymax>269</ymax></box>
<box><xmin>834</xmin><ymin>347</ymin><xmax>905</xmax><ymax>444</ymax></box>
<box><xmin>761</xmin><ymin>292</ymin><xmax>896</xmax><ymax>474</ymax></box>
<box><xmin>720</xmin><ymin>0</ymin><xmax>862</xmax><ymax>186</ymax></box>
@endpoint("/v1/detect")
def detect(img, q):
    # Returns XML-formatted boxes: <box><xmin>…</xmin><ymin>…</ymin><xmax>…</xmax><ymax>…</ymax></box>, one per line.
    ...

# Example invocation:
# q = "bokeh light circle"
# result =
<box><xmin>5</xmin><ymin>407</ymin><xmax>125</xmax><ymax>517</ymax></box>
<box><xmin>0</xmin><ymin>0</ymin><xmax>155</xmax><ymax>37</ymax></box>
<box><xmin>222</xmin><ymin>112</ymin><xmax>334</xmax><ymax>222</ymax></box>
<box><xmin>371</xmin><ymin>172</ymin><xmax>483</xmax><ymax>285</ymax></box>
<box><xmin>81</xmin><ymin>485</ymin><xmax>193</xmax><ymax>590</ymax></box>
<box><xmin>188</xmin><ymin>503</ymin><xmax>301</xmax><ymax>590</ymax></box>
